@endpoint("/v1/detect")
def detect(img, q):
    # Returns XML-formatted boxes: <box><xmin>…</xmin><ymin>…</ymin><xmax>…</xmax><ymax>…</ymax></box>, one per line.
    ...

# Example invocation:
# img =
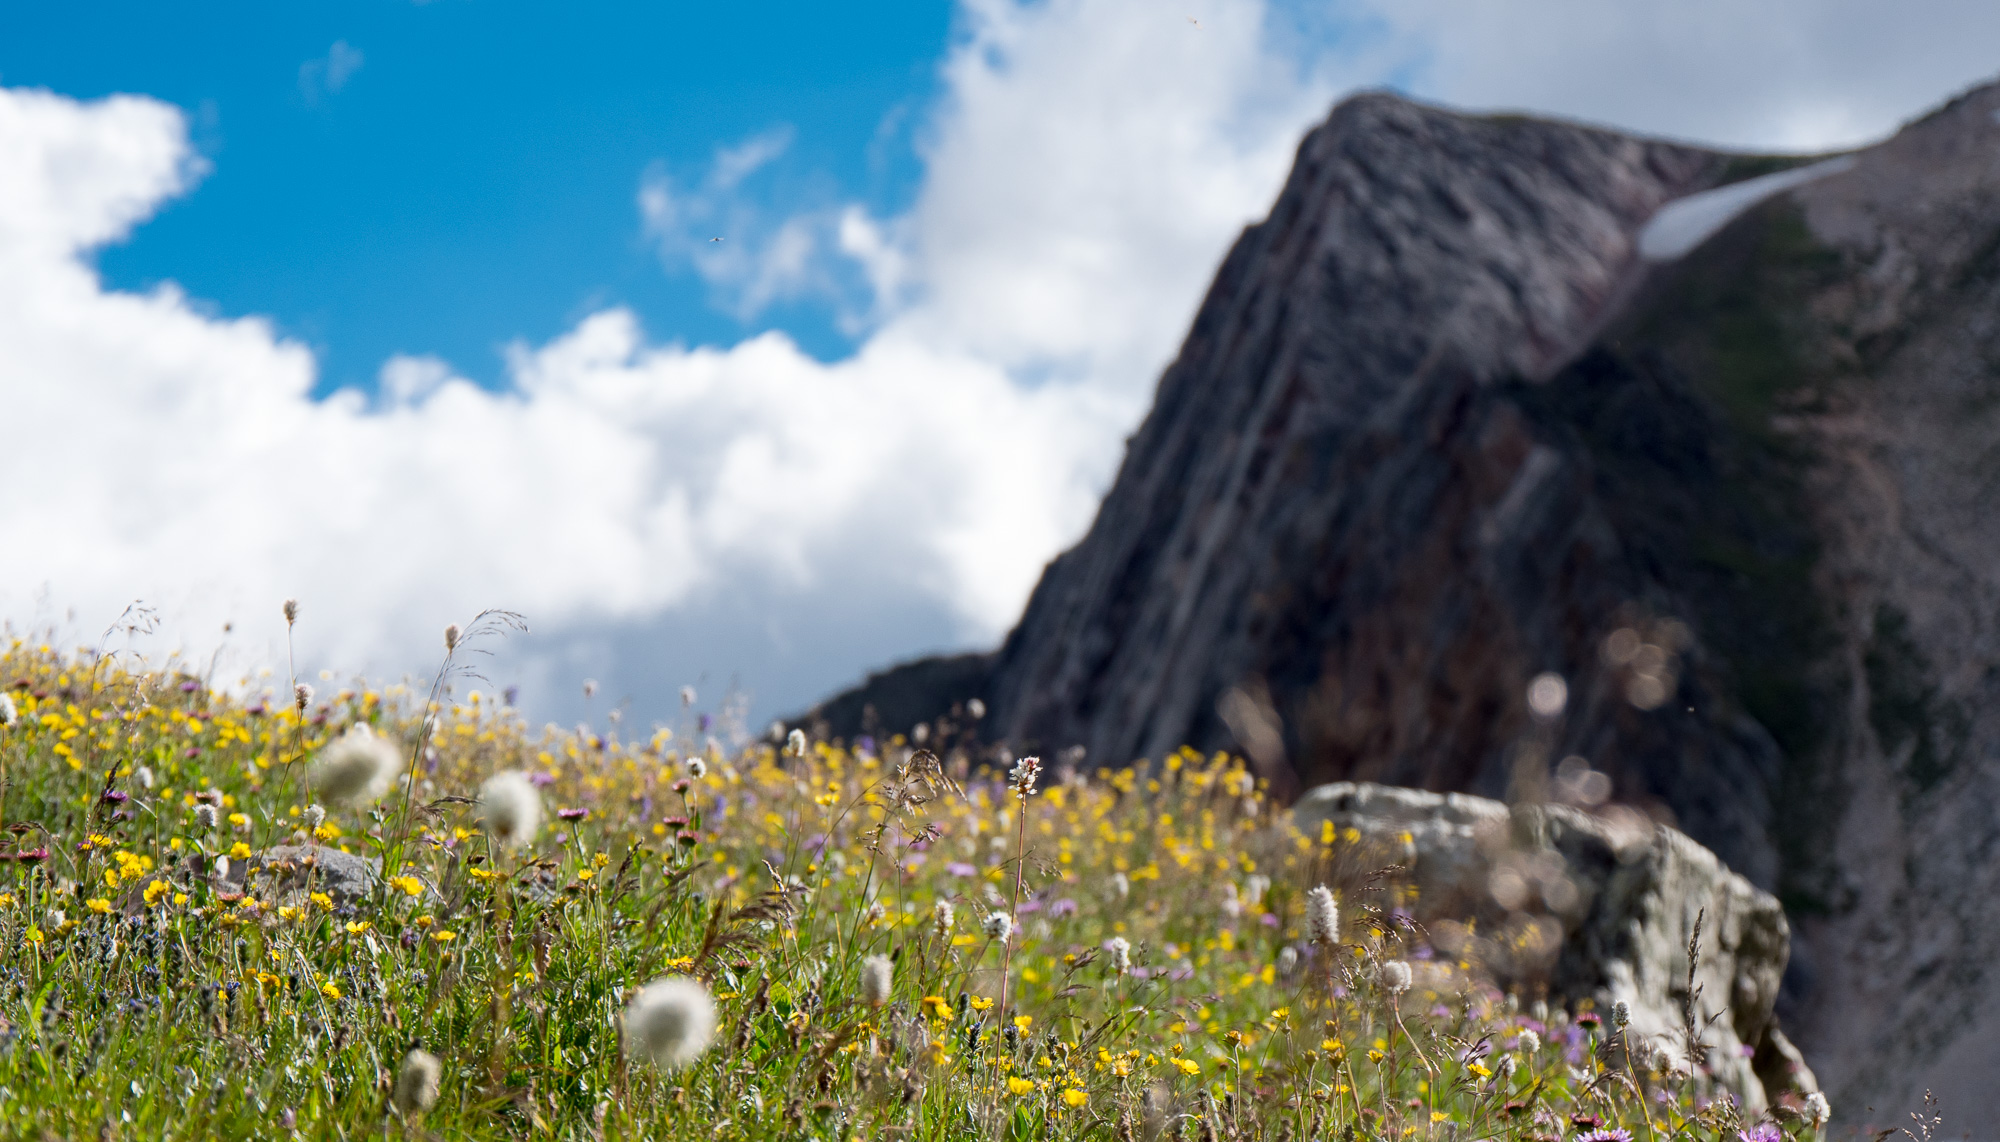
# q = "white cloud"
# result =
<box><xmin>300</xmin><ymin>41</ymin><xmax>365</xmax><ymax>105</ymax></box>
<box><xmin>3</xmin><ymin>0</ymin><xmax>1996</xmax><ymax>724</ymax></box>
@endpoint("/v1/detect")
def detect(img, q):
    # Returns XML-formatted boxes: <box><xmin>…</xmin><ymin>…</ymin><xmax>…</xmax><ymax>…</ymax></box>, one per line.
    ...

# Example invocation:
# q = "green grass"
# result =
<box><xmin>0</xmin><ymin>633</ymin><xmax>1830</xmax><ymax>1139</ymax></box>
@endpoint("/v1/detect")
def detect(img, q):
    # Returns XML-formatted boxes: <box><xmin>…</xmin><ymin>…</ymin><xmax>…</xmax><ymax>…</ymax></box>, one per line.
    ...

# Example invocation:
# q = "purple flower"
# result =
<box><xmin>1575</xmin><ymin>1130</ymin><xmax>1631</xmax><ymax>1142</ymax></box>
<box><xmin>1016</xmin><ymin>899</ymin><xmax>1042</xmax><ymax>915</ymax></box>
<box><xmin>1260</xmin><ymin>913</ymin><xmax>1280</xmax><ymax>927</ymax></box>
<box><xmin>557</xmin><ymin>808</ymin><xmax>588</xmax><ymax>821</ymax></box>
<box><xmin>179</xmin><ymin>680</ymin><xmax>199</xmax><ymax>693</ymax></box>
<box><xmin>1737</xmin><ymin>1127</ymin><xmax>1781</xmax><ymax>1142</ymax></box>
<box><xmin>529</xmin><ymin>772</ymin><xmax>557</xmax><ymax>787</ymax></box>
<box><xmin>946</xmin><ymin>862</ymin><xmax>976</xmax><ymax>877</ymax></box>
<box><xmin>101</xmin><ymin>790</ymin><xmax>129</xmax><ymax>804</ymax></box>
<box><xmin>1048</xmin><ymin>898</ymin><xmax>1078</xmax><ymax>917</ymax></box>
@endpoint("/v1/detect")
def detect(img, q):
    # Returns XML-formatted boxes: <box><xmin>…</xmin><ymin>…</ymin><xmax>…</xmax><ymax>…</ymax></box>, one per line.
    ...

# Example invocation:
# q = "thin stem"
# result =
<box><xmin>998</xmin><ymin>798</ymin><xmax>1027</xmax><ymax>1016</ymax></box>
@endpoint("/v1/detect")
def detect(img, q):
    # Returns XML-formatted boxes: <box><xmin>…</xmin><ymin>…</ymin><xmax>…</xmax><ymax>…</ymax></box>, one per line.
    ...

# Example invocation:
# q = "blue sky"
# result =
<box><xmin>2</xmin><ymin>0</ymin><xmax>1996</xmax><ymax>730</ymax></box>
<box><xmin>3</xmin><ymin>0</ymin><xmax>951</xmax><ymax>392</ymax></box>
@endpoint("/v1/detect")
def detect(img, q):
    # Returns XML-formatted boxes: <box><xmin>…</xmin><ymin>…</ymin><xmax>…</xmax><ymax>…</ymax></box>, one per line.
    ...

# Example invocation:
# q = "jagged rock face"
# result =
<box><xmin>819</xmin><ymin>81</ymin><xmax>2000</xmax><ymax>1117</ymax></box>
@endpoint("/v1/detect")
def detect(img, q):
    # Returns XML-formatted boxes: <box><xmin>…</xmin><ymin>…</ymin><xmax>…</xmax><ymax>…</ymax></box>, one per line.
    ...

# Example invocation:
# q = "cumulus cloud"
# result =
<box><xmin>2</xmin><ymin>0</ymin><xmax>1993</xmax><ymax>725</ymax></box>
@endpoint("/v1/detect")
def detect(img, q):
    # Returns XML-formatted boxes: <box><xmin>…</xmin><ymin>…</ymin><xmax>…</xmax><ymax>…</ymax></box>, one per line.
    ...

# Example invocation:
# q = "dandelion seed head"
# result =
<box><xmin>193</xmin><ymin>803</ymin><xmax>219</xmax><ymax>830</ymax></box>
<box><xmin>860</xmin><ymin>954</ymin><xmax>893</xmax><ymax>1006</ymax></box>
<box><xmin>983</xmin><ymin>911</ymin><xmax>1013</xmax><ymax>942</ymax></box>
<box><xmin>966</xmin><ymin>698</ymin><xmax>985</xmax><ymax>719</ymax></box>
<box><xmin>1516</xmin><ymin>1029</ymin><xmax>1540</xmax><ymax>1055</ymax></box>
<box><xmin>475</xmin><ymin>770</ymin><xmax>542</xmax><ymax>848</ymax></box>
<box><xmin>1305</xmin><ymin>885</ymin><xmax>1339</xmax><ymax>946</ymax></box>
<box><xmin>1803</xmin><ymin>1091</ymin><xmax>1831</xmax><ymax>1128</ymax></box>
<box><xmin>311</xmin><ymin>723</ymin><xmax>401</xmax><ymax>807</ymax></box>
<box><xmin>680</xmin><ymin>685</ymin><xmax>696</xmax><ymax>708</ymax></box>
<box><xmin>625</xmin><ymin>975</ymin><xmax>716</xmax><ymax>1069</ymax></box>
<box><xmin>1109</xmin><ymin>871</ymin><xmax>1129</xmax><ymax>901</ymax></box>
<box><xmin>303</xmin><ymin>805</ymin><xmax>326</xmax><ymax>830</ymax></box>
<box><xmin>1379</xmin><ymin>960</ymin><xmax>1412</xmax><ymax>993</ymax></box>
<box><xmin>1243</xmin><ymin>874</ymin><xmax>1270</xmax><ymax>907</ymax></box>
<box><xmin>393</xmin><ymin>1048</ymin><xmax>441</xmax><ymax>1116</ymax></box>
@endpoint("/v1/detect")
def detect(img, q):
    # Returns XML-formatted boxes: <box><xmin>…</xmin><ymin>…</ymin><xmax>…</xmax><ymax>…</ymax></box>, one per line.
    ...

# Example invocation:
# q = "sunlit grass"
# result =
<box><xmin>0</xmin><ymin>632</ymin><xmax>1830</xmax><ymax>1139</ymax></box>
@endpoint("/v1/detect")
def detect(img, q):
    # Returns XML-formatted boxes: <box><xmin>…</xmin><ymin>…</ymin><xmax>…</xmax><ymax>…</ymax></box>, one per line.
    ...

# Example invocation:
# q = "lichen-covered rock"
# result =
<box><xmin>213</xmin><ymin>844</ymin><xmax>382</xmax><ymax>905</ymax></box>
<box><xmin>1294</xmin><ymin>782</ymin><xmax>1815</xmax><ymax>1109</ymax></box>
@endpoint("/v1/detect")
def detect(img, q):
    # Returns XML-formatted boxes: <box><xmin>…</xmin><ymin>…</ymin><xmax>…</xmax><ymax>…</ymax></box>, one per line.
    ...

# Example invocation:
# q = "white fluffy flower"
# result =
<box><xmin>1243</xmin><ymin>874</ymin><xmax>1270</xmax><ymax>908</ymax></box>
<box><xmin>1516</xmin><ymin>1029</ymin><xmax>1540</xmax><ymax>1055</ymax></box>
<box><xmin>1222</xmin><ymin>882</ymin><xmax>1243</xmax><ymax>918</ymax></box>
<box><xmin>1108</xmin><ymin>872</ymin><xmax>1129</xmax><ymax>902</ymax></box>
<box><xmin>685</xmin><ymin>756</ymin><xmax>707</xmax><ymax>780</ymax></box>
<box><xmin>1610</xmin><ymin>999</ymin><xmax>1630</xmax><ymax>1028</ymax></box>
<box><xmin>303</xmin><ymin>804</ymin><xmax>326</xmax><ymax>830</ymax></box>
<box><xmin>475</xmin><ymin>770</ymin><xmax>542</xmax><ymax>848</ymax></box>
<box><xmin>1305</xmin><ymin>885</ymin><xmax>1339</xmax><ymax>947</ymax></box>
<box><xmin>0</xmin><ymin>693</ymin><xmax>14</xmax><ymax>728</ymax></box>
<box><xmin>192</xmin><ymin>803</ymin><xmax>218</xmax><ymax>830</ymax></box>
<box><xmin>393</xmin><ymin>1048</ymin><xmax>441</xmax><ymax>1116</ymax></box>
<box><xmin>1107</xmin><ymin>936</ymin><xmax>1131</xmax><ymax>976</ymax></box>
<box><xmin>1379</xmin><ymin>960</ymin><xmax>1413</xmax><ymax>993</ymax></box>
<box><xmin>312</xmin><ymin>723</ymin><xmax>401</xmax><ymax>806</ymax></box>
<box><xmin>786</xmin><ymin>728</ymin><xmax>808</xmax><ymax>758</ymax></box>
<box><xmin>1007</xmin><ymin>756</ymin><xmax>1041</xmax><ymax>799</ymax></box>
<box><xmin>625</xmin><ymin>976</ymin><xmax>716</xmax><ymax>1069</ymax></box>
<box><xmin>134</xmin><ymin>765</ymin><xmax>154</xmax><ymax>790</ymax></box>
<box><xmin>932</xmin><ymin>899</ymin><xmax>955</xmax><ymax>936</ymax></box>
<box><xmin>860</xmin><ymin>954</ymin><xmax>893</xmax><ymax>1006</ymax></box>
<box><xmin>1803</xmin><ymin>1091</ymin><xmax>1831</xmax><ymax>1128</ymax></box>
<box><xmin>1276</xmin><ymin>946</ymin><xmax>1299</xmax><ymax>978</ymax></box>
<box><xmin>983</xmin><ymin>911</ymin><xmax>1014</xmax><ymax>942</ymax></box>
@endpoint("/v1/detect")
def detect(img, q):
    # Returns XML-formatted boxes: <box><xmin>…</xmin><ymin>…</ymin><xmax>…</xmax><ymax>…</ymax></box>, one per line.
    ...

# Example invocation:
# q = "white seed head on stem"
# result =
<box><xmin>624</xmin><ymin>976</ymin><xmax>716</xmax><ymax>1069</ymax></box>
<box><xmin>1008</xmin><ymin>756</ymin><xmax>1041</xmax><ymax>800</ymax></box>
<box><xmin>192</xmin><ymin>803</ymin><xmax>218</xmax><ymax>830</ymax></box>
<box><xmin>393</xmin><ymin>1048</ymin><xmax>441</xmax><ymax>1116</ymax></box>
<box><xmin>1803</xmin><ymin>1091</ymin><xmax>1831</xmax><ymax>1129</ymax></box>
<box><xmin>786</xmin><ymin>728</ymin><xmax>808</xmax><ymax>758</ymax></box>
<box><xmin>311</xmin><ymin>724</ymin><xmax>401</xmax><ymax>807</ymax></box>
<box><xmin>1516</xmin><ymin>1029</ymin><xmax>1540</xmax><ymax>1055</ymax></box>
<box><xmin>1610</xmin><ymin>999</ymin><xmax>1630</xmax><ymax>1029</ymax></box>
<box><xmin>685</xmin><ymin>756</ymin><xmax>707</xmax><ymax>780</ymax></box>
<box><xmin>1305</xmin><ymin>885</ymin><xmax>1339</xmax><ymax>947</ymax></box>
<box><xmin>0</xmin><ymin>693</ymin><xmax>16</xmax><ymax>728</ymax></box>
<box><xmin>303</xmin><ymin>804</ymin><xmax>326</xmax><ymax>830</ymax></box>
<box><xmin>860</xmin><ymin>954</ymin><xmax>893</xmax><ymax>1007</ymax></box>
<box><xmin>932</xmin><ymin>899</ymin><xmax>954</xmax><ymax>936</ymax></box>
<box><xmin>1379</xmin><ymin>960</ymin><xmax>1413</xmax><ymax>993</ymax></box>
<box><xmin>1108</xmin><ymin>936</ymin><xmax>1131</xmax><ymax>975</ymax></box>
<box><xmin>475</xmin><ymin>770</ymin><xmax>542</xmax><ymax>848</ymax></box>
<box><xmin>983</xmin><ymin>911</ymin><xmax>1013</xmax><ymax>943</ymax></box>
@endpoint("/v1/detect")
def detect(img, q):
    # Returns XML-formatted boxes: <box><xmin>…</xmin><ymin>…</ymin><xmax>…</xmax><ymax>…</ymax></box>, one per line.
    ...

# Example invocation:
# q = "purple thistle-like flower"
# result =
<box><xmin>1577</xmin><ymin>1130</ymin><xmax>1634</xmax><ymax>1142</ymax></box>
<box><xmin>1737</xmin><ymin>1126</ymin><xmax>1782</xmax><ymax>1142</ymax></box>
<box><xmin>557</xmin><ymin>808</ymin><xmax>588</xmax><ymax>821</ymax></box>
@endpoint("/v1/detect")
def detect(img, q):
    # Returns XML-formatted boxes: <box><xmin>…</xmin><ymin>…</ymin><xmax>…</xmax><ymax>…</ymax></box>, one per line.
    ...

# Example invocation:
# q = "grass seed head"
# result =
<box><xmin>294</xmin><ymin>682</ymin><xmax>313</xmax><ymax>713</ymax></box>
<box><xmin>1108</xmin><ymin>936</ymin><xmax>1131</xmax><ymax>976</ymax></box>
<box><xmin>625</xmin><ymin>976</ymin><xmax>716</xmax><ymax>1070</ymax></box>
<box><xmin>983</xmin><ymin>911</ymin><xmax>1013</xmax><ymax>943</ymax></box>
<box><xmin>475</xmin><ymin>770</ymin><xmax>542</xmax><ymax>848</ymax></box>
<box><xmin>1305</xmin><ymin>885</ymin><xmax>1339</xmax><ymax>947</ymax></box>
<box><xmin>932</xmin><ymin>899</ymin><xmax>954</xmax><ymax>936</ymax></box>
<box><xmin>861</xmin><ymin>954</ymin><xmax>893</xmax><ymax>1006</ymax></box>
<box><xmin>282</xmin><ymin>598</ymin><xmax>299</xmax><ymax>624</ymax></box>
<box><xmin>311</xmin><ymin>723</ymin><xmax>401</xmax><ymax>807</ymax></box>
<box><xmin>393</xmin><ymin>1048</ymin><xmax>441</xmax><ymax>1116</ymax></box>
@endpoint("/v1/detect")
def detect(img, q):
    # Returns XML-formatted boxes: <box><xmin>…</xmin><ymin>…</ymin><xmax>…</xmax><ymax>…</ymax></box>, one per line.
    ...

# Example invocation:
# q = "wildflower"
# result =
<box><xmin>1379</xmin><ymin>960</ymin><xmax>1412</xmax><ymax>993</ymax></box>
<box><xmin>476</xmin><ymin>770</ymin><xmax>542</xmax><ymax>848</ymax></box>
<box><xmin>863</xmin><ymin>901</ymin><xmax>887</xmax><ymax>926</ymax></box>
<box><xmin>1008</xmin><ymin>756</ymin><xmax>1042</xmax><ymax>799</ymax></box>
<box><xmin>193</xmin><ymin>803</ymin><xmax>219</xmax><ymax>830</ymax></box>
<box><xmin>1108</xmin><ymin>936</ymin><xmax>1131</xmax><ymax>976</ymax></box>
<box><xmin>1577</xmin><ymin>1131</ymin><xmax>1633</xmax><ymax>1142</ymax></box>
<box><xmin>786</xmin><ymin>727</ymin><xmax>808</xmax><ymax>757</ymax></box>
<box><xmin>283</xmin><ymin>598</ymin><xmax>300</xmax><ymax>624</ymax></box>
<box><xmin>680</xmin><ymin>685</ymin><xmax>697</xmax><ymax>707</ymax></box>
<box><xmin>1062</xmin><ymin>1088</ymin><xmax>1088</xmax><ymax>1108</ymax></box>
<box><xmin>25</xmin><ymin>926</ymin><xmax>42</xmax><ymax>945</ymax></box>
<box><xmin>0</xmin><ymin>693</ymin><xmax>15</xmax><ymax>728</ymax></box>
<box><xmin>1109</xmin><ymin>871</ymin><xmax>1129</xmax><ymax>901</ymax></box>
<box><xmin>1516</xmin><ymin>1029</ymin><xmax>1540</xmax><ymax>1054</ymax></box>
<box><xmin>1610</xmin><ymin>999</ymin><xmax>1630</xmax><ymax>1029</ymax></box>
<box><xmin>229</xmin><ymin>842</ymin><xmax>252</xmax><ymax>860</ymax></box>
<box><xmin>393</xmin><ymin>1047</ymin><xmax>442</xmax><ymax>1116</ymax></box>
<box><xmin>443</xmin><ymin>624</ymin><xmax>460</xmax><ymax>652</ymax></box>
<box><xmin>1305</xmin><ymin>885</ymin><xmax>1339</xmax><ymax>946</ymax></box>
<box><xmin>966</xmin><ymin>698</ymin><xmax>986</xmax><ymax>719</ymax></box>
<box><xmin>142</xmin><ymin>880</ymin><xmax>170</xmax><ymax>908</ymax></box>
<box><xmin>295</xmin><ymin>682</ymin><xmax>314</xmax><ymax>712</ymax></box>
<box><xmin>1244</xmin><ymin>873</ymin><xmax>1270</xmax><ymax>907</ymax></box>
<box><xmin>983</xmin><ymin>911</ymin><xmax>1013</xmax><ymax>943</ymax></box>
<box><xmin>86</xmin><ymin>898</ymin><xmax>112</xmax><ymax>915</ymax></box>
<box><xmin>860</xmin><ymin>954</ymin><xmax>893</xmax><ymax>1007</ymax></box>
<box><xmin>1006</xmin><ymin>1076</ymin><xmax>1036</xmax><ymax>1096</ymax></box>
<box><xmin>624</xmin><ymin>975</ymin><xmax>717</xmax><ymax>1070</ymax></box>
<box><xmin>686</xmin><ymin>756</ymin><xmax>707</xmax><ymax>780</ymax></box>
<box><xmin>303</xmin><ymin>804</ymin><xmax>326</xmax><ymax>830</ymax></box>
<box><xmin>1222</xmin><ymin>882</ymin><xmax>1243</xmax><ymax>918</ymax></box>
<box><xmin>932</xmin><ymin>899</ymin><xmax>955</xmax><ymax>936</ymax></box>
<box><xmin>1803</xmin><ymin>1091</ymin><xmax>1832</xmax><ymax>1129</ymax></box>
<box><xmin>312</xmin><ymin>724</ymin><xmax>401</xmax><ymax>806</ymax></box>
<box><xmin>135</xmin><ymin>765</ymin><xmax>154</xmax><ymax>790</ymax></box>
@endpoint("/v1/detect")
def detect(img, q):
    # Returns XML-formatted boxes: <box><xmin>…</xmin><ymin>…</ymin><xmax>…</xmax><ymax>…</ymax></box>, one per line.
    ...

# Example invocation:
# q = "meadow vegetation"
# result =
<box><xmin>0</xmin><ymin>617</ymin><xmax>1835</xmax><ymax>1140</ymax></box>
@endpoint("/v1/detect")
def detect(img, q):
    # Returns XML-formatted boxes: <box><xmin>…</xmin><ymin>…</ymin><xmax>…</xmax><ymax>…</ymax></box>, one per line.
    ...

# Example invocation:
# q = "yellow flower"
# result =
<box><xmin>25</xmin><ymin>927</ymin><xmax>43</xmax><ymax>945</ymax></box>
<box><xmin>345</xmin><ymin>921</ymin><xmax>372</xmax><ymax>934</ymax></box>
<box><xmin>309</xmin><ymin>892</ymin><xmax>333</xmax><ymax>909</ymax></box>
<box><xmin>86</xmin><ymin>898</ymin><xmax>113</xmax><ymax>915</ymax></box>
<box><xmin>1013</xmin><ymin>1015</ymin><xmax>1033</xmax><ymax>1032</ymax></box>
<box><xmin>313</xmin><ymin>823</ymin><xmax>341</xmax><ymax>841</ymax></box>
<box><xmin>1006</xmin><ymin>1077</ymin><xmax>1036</xmax><ymax>1096</ymax></box>
<box><xmin>1172</xmin><ymin>1058</ymin><xmax>1200</xmax><ymax>1076</ymax></box>
<box><xmin>389</xmin><ymin>875</ymin><xmax>424</xmax><ymax>897</ymax></box>
<box><xmin>468</xmin><ymin>867</ymin><xmax>501</xmax><ymax>881</ymax></box>
<box><xmin>229</xmin><ymin>842</ymin><xmax>252</xmax><ymax>860</ymax></box>
<box><xmin>1062</xmin><ymin>1089</ymin><xmax>1088</xmax><ymax>1108</ymax></box>
<box><xmin>922</xmin><ymin>995</ymin><xmax>954</xmax><ymax>1022</ymax></box>
<box><xmin>173</xmin><ymin>893</ymin><xmax>189</xmax><ymax>906</ymax></box>
<box><xmin>1467</xmin><ymin>1062</ymin><xmax>1492</xmax><ymax>1078</ymax></box>
<box><xmin>432</xmin><ymin>930</ymin><xmax>456</xmax><ymax>943</ymax></box>
<box><xmin>279</xmin><ymin>906</ymin><xmax>301</xmax><ymax>921</ymax></box>
<box><xmin>968</xmin><ymin>996</ymin><xmax>994</xmax><ymax>1012</ymax></box>
<box><xmin>1431</xmin><ymin>1112</ymin><xmax>1450</xmax><ymax>1123</ymax></box>
<box><xmin>321</xmin><ymin>981</ymin><xmax>342</xmax><ymax>1000</ymax></box>
<box><xmin>142</xmin><ymin>880</ymin><xmax>170</xmax><ymax>908</ymax></box>
<box><xmin>227</xmin><ymin>812</ymin><xmax>249</xmax><ymax>828</ymax></box>
<box><xmin>576</xmin><ymin>868</ymin><xmax>594</xmax><ymax>882</ymax></box>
